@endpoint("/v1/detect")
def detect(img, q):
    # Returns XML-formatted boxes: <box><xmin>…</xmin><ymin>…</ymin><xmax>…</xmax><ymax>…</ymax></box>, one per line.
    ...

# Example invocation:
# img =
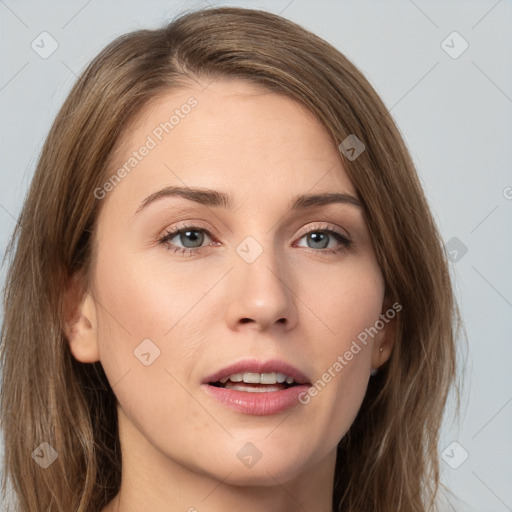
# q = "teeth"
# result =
<box><xmin>243</xmin><ymin>372</ymin><xmax>261</xmax><ymax>383</ymax></box>
<box><xmin>218</xmin><ymin>372</ymin><xmax>295</xmax><ymax>385</ymax></box>
<box><xmin>260</xmin><ymin>373</ymin><xmax>277</xmax><ymax>384</ymax></box>
<box><xmin>276</xmin><ymin>372</ymin><xmax>287</xmax><ymax>383</ymax></box>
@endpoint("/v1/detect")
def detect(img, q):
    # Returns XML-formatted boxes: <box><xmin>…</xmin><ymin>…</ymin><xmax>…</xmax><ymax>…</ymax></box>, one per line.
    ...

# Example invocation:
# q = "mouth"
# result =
<box><xmin>209</xmin><ymin>371</ymin><xmax>300</xmax><ymax>393</ymax></box>
<box><xmin>202</xmin><ymin>359</ymin><xmax>311</xmax><ymax>416</ymax></box>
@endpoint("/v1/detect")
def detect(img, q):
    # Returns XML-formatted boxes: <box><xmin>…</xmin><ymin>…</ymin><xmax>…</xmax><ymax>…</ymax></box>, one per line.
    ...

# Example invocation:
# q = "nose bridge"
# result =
<box><xmin>235</xmin><ymin>232</ymin><xmax>289</xmax><ymax>292</ymax></box>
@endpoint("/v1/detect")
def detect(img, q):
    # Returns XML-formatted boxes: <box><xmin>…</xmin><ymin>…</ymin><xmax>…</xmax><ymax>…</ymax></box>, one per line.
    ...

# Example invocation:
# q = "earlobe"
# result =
<box><xmin>63</xmin><ymin>274</ymin><xmax>100</xmax><ymax>363</ymax></box>
<box><xmin>370</xmin><ymin>300</ymin><xmax>398</xmax><ymax>371</ymax></box>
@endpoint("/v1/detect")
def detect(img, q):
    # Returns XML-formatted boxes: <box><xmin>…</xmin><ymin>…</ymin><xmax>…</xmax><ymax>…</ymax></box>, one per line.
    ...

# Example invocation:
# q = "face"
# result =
<box><xmin>68</xmin><ymin>78</ymin><xmax>394</xmax><ymax>487</ymax></box>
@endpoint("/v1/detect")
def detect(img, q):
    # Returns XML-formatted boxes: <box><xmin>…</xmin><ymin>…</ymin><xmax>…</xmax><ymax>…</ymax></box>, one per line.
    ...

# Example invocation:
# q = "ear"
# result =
<box><xmin>371</xmin><ymin>296</ymin><xmax>399</xmax><ymax>371</ymax></box>
<box><xmin>63</xmin><ymin>272</ymin><xmax>100</xmax><ymax>363</ymax></box>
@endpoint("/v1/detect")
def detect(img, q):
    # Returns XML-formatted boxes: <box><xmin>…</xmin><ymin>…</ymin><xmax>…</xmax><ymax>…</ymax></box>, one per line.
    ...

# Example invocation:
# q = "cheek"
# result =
<box><xmin>91</xmin><ymin>248</ymin><xmax>211</xmax><ymax>445</ymax></box>
<box><xmin>297</xmin><ymin>253</ymin><xmax>385</xmax><ymax>346</ymax></box>
<box><xmin>91</xmin><ymin>242</ymin><xmax>215</xmax><ymax>403</ymax></box>
<box><xmin>294</xmin><ymin>257</ymin><xmax>384</xmax><ymax>429</ymax></box>
<box><xmin>93</xmin><ymin>241</ymin><xmax>212</xmax><ymax>341</ymax></box>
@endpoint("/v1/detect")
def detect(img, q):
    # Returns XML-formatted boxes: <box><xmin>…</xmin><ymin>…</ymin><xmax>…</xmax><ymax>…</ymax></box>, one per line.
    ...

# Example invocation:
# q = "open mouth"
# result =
<box><xmin>209</xmin><ymin>372</ymin><xmax>300</xmax><ymax>393</ymax></box>
<box><xmin>203</xmin><ymin>362</ymin><xmax>311</xmax><ymax>415</ymax></box>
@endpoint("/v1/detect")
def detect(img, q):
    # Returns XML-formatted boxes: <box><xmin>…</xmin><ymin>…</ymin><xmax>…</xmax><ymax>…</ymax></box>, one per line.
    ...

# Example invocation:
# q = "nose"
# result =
<box><xmin>224</xmin><ymin>243</ymin><xmax>299</xmax><ymax>333</ymax></box>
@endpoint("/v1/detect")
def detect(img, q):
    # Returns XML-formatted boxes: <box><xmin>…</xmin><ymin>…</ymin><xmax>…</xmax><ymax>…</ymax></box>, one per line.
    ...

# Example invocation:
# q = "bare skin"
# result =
<box><xmin>65</xmin><ymin>78</ymin><xmax>395</xmax><ymax>512</ymax></box>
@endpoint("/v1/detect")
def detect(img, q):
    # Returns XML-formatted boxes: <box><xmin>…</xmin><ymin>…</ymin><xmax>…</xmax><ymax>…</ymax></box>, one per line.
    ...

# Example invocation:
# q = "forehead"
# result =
<box><xmin>102</xmin><ymin>78</ymin><xmax>358</xmax><ymax>213</ymax></box>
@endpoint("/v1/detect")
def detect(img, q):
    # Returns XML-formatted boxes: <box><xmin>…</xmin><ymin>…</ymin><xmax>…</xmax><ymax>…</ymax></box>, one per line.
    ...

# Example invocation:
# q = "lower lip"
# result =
<box><xmin>202</xmin><ymin>383</ymin><xmax>310</xmax><ymax>416</ymax></box>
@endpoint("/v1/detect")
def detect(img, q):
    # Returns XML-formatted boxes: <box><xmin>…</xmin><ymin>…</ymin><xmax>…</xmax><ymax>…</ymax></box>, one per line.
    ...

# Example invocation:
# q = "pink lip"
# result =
<box><xmin>202</xmin><ymin>384</ymin><xmax>310</xmax><ymax>416</ymax></box>
<box><xmin>201</xmin><ymin>358</ymin><xmax>311</xmax><ymax>416</ymax></box>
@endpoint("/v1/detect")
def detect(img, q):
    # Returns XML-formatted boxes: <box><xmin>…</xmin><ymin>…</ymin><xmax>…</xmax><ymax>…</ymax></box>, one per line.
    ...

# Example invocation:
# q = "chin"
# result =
<box><xmin>196</xmin><ymin>445</ymin><xmax>319</xmax><ymax>487</ymax></box>
<box><xmin>218</xmin><ymin>463</ymin><xmax>308</xmax><ymax>487</ymax></box>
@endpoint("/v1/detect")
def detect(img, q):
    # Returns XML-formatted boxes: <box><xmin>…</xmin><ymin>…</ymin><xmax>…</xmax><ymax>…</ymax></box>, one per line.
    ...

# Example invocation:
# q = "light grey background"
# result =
<box><xmin>1</xmin><ymin>1</ymin><xmax>511</xmax><ymax>510</ymax></box>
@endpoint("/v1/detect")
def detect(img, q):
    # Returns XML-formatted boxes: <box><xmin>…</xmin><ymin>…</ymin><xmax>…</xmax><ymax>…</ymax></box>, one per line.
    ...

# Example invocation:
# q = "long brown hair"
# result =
<box><xmin>1</xmin><ymin>6</ymin><xmax>463</xmax><ymax>511</ymax></box>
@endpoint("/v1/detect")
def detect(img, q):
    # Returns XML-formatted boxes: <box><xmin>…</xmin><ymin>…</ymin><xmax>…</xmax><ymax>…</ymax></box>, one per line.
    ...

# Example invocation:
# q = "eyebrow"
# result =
<box><xmin>135</xmin><ymin>186</ymin><xmax>363</xmax><ymax>214</ymax></box>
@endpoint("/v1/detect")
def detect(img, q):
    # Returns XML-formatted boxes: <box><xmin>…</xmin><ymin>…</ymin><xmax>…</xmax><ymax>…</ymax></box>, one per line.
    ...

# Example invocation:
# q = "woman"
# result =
<box><xmin>0</xmin><ymin>6</ymin><xmax>462</xmax><ymax>511</ymax></box>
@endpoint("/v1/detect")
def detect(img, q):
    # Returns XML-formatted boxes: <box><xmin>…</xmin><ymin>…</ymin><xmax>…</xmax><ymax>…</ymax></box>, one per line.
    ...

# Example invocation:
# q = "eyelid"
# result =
<box><xmin>295</xmin><ymin>222</ymin><xmax>351</xmax><ymax>241</ymax></box>
<box><xmin>158</xmin><ymin>219</ymin><xmax>218</xmax><ymax>239</ymax></box>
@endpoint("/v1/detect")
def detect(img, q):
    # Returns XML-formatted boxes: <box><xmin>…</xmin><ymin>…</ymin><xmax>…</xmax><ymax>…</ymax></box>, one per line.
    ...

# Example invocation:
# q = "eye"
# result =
<box><xmin>294</xmin><ymin>224</ymin><xmax>352</xmax><ymax>256</ymax></box>
<box><xmin>158</xmin><ymin>224</ymin><xmax>217</xmax><ymax>256</ymax></box>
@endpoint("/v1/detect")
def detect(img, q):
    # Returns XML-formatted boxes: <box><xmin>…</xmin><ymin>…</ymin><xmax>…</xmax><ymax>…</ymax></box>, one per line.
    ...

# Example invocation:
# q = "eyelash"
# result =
<box><xmin>157</xmin><ymin>222</ymin><xmax>352</xmax><ymax>257</ymax></box>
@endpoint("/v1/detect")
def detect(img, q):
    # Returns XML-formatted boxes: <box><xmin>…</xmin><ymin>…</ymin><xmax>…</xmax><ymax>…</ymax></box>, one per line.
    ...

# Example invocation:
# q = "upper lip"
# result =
<box><xmin>203</xmin><ymin>358</ymin><xmax>311</xmax><ymax>385</ymax></box>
